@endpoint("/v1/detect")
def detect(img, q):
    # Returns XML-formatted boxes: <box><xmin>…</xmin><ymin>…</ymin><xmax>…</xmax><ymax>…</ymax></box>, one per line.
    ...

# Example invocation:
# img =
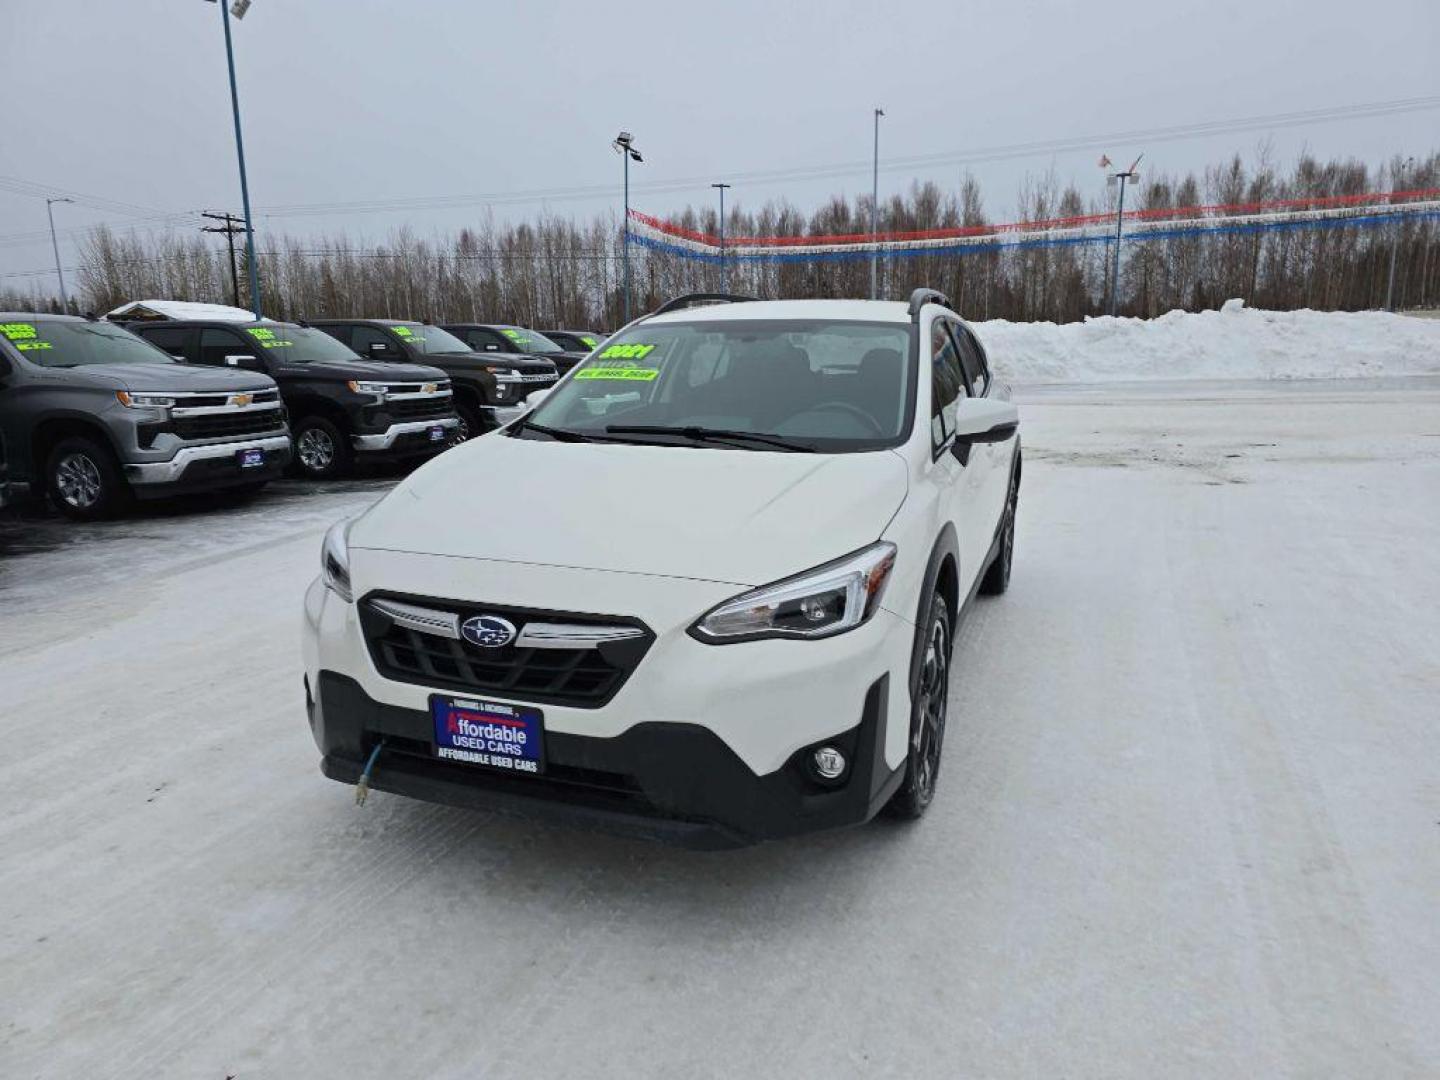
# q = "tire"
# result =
<box><xmin>979</xmin><ymin>468</ymin><xmax>1019</xmax><ymax>597</ymax></box>
<box><xmin>292</xmin><ymin>416</ymin><xmax>352</xmax><ymax>479</ymax></box>
<box><xmin>46</xmin><ymin>436</ymin><xmax>130</xmax><ymax>521</ymax></box>
<box><xmin>885</xmin><ymin>591</ymin><xmax>952</xmax><ymax>821</ymax></box>
<box><xmin>451</xmin><ymin>400</ymin><xmax>491</xmax><ymax>446</ymax></box>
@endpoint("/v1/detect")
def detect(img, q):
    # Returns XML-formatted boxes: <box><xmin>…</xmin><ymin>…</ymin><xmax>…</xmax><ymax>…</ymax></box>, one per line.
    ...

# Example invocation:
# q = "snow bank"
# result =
<box><xmin>973</xmin><ymin>303</ymin><xmax>1440</xmax><ymax>383</ymax></box>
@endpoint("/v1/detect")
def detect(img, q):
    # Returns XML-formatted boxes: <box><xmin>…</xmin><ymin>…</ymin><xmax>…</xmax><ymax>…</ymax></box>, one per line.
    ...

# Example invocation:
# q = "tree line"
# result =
<box><xmin>3</xmin><ymin>150</ymin><xmax>1436</xmax><ymax>327</ymax></box>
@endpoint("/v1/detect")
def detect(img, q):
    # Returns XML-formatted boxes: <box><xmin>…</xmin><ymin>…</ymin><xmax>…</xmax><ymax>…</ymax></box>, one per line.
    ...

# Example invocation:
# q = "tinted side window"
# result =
<box><xmin>352</xmin><ymin>325</ymin><xmax>401</xmax><ymax>358</ymax></box>
<box><xmin>467</xmin><ymin>328</ymin><xmax>509</xmax><ymax>351</ymax></box>
<box><xmin>954</xmin><ymin>324</ymin><xmax>989</xmax><ymax>396</ymax></box>
<box><xmin>197</xmin><ymin>328</ymin><xmax>250</xmax><ymax>367</ymax></box>
<box><xmin>138</xmin><ymin>326</ymin><xmax>191</xmax><ymax>359</ymax></box>
<box><xmin>316</xmin><ymin>324</ymin><xmax>351</xmax><ymax>347</ymax></box>
<box><xmin>930</xmin><ymin>318</ymin><xmax>964</xmax><ymax>448</ymax></box>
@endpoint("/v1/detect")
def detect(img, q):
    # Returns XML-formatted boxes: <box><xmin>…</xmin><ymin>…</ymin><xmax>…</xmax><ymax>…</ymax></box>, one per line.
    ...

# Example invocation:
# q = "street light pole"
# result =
<box><xmin>613</xmin><ymin>132</ymin><xmax>643</xmax><ymax>323</ymax></box>
<box><xmin>213</xmin><ymin>0</ymin><xmax>262</xmax><ymax>318</ymax></box>
<box><xmin>870</xmin><ymin>108</ymin><xmax>884</xmax><ymax>300</ymax></box>
<box><xmin>1103</xmin><ymin>153</ymin><xmax>1143</xmax><ymax>317</ymax></box>
<box><xmin>711</xmin><ymin>182</ymin><xmax>731</xmax><ymax>292</ymax></box>
<box><xmin>45</xmin><ymin>197</ymin><xmax>73</xmax><ymax>312</ymax></box>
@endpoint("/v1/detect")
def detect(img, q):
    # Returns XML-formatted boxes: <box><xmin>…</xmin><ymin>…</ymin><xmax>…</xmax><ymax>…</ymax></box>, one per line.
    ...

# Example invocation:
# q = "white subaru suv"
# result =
<box><xmin>302</xmin><ymin>290</ymin><xmax>1020</xmax><ymax>847</ymax></box>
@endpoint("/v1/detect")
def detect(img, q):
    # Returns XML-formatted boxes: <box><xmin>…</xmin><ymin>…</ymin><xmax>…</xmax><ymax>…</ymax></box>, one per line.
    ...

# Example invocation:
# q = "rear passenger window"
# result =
<box><xmin>139</xmin><ymin>326</ymin><xmax>190</xmax><ymax>359</ymax></box>
<box><xmin>351</xmin><ymin>325</ymin><xmax>399</xmax><ymax>358</ymax></box>
<box><xmin>930</xmin><ymin>319</ymin><xmax>964</xmax><ymax>448</ymax></box>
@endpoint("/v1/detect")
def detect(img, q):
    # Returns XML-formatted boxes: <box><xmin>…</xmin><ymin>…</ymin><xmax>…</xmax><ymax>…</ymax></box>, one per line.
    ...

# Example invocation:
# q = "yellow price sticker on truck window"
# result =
<box><xmin>599</xmin><ymin>343</ymin><xmax>656</xmax><ymax>360</ymax></box>
<box><xmin>1</xmin><ymin>322</ymin><xmax>52</xmax><ymax>350</ymax></box>
<box><xmin>574</xmin><ymin>366</ymin><xmax>659</xmax><ymax>381</ymax></box>
<box><xmin>245</xmin><ymin>327</ymin><xmax>293</xmax><ymax>348</ymax></box>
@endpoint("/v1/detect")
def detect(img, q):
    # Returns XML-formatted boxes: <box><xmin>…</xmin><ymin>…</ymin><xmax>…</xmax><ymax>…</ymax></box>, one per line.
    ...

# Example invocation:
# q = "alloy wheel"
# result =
<box><xmin>297</xmin><ymin>428</ymin><xmax>335</xmax><ymax>472</ymax></box>
<box><xmin>55</xmin><ymin>452</ymin><xmax>103</xmax><ymax>510</ymax></box>
<box><xmin>912</xmin><ymin>609</ymin><xmax>950</xmax><ymax>802</ymax></box>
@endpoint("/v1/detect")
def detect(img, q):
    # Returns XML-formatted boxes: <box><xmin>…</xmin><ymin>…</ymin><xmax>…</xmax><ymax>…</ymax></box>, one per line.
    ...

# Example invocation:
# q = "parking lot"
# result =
<box><xmin>3</xmin><ymin>380</ymin><xmax>1439</xmax><ymax>1078</ymax></box>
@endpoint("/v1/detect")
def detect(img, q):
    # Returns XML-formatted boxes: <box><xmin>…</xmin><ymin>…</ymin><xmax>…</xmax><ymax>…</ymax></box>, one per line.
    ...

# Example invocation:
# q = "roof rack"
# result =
<box><xmin>651</xmin><ymin>292</ymin><xmax>758</xmax><ymax>316</ymax></box>
<box><xmin>907</xmin><ymin>288</ymin><xmax>953</xmax><ymax>317</ymax></box>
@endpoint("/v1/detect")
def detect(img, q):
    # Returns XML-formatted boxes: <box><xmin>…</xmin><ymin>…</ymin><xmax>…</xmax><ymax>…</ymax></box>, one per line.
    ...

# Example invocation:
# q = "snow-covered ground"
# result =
<box><xmin>3</xmin><ymin>380</ymin><xmax>1440</xmax><ymax>1078</ymax></box>
<box><xmin>977</xmin><ymin>303</ymin><xmax>1440</xmax><ymax>383</ymax></box>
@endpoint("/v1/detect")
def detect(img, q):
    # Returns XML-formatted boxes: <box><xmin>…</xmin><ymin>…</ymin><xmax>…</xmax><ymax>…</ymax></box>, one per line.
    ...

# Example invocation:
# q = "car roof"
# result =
<box><xmin>308</xmin><ymin>318</ymin><xmax>419</xmax><ymax>326</ymax></box>
<box><xmin>132</xmin><ymin>319</ymin><xmax>288</xmax><ymax>329</ymax></box>
<box><xmin>1</xmin><ymin>312</ymin><xmax>88</xmax><ymax>322</ymax></box>
<box><xmin>642</xmin><ymin>299</ymin><xmax>912</xmax><ymax>326</ymax></box>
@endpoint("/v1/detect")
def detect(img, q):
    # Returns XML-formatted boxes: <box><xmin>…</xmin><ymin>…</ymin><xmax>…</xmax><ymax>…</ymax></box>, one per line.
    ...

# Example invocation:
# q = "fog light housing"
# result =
<box><xmin>812</xmin><ymin>746</ymin><xmax>847</xmax><ymax>781</ymax></box>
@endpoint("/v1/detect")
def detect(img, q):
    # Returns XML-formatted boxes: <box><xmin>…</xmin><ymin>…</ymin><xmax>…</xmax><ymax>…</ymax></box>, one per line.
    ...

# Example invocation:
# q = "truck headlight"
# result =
<box><xmin>321</xmin><ymin>518</ymin><xmax>354</xmax><ymax>602</ymax></box>
<box><xmin>116</xmin><ymin>391</ymin><xmax>176</xmax><ymax>408</ymax></box>
<box><xmin>347</xmin><ymin>380</ymin><xmax>389</xmax><ymax>399</ymax></box>
<box><xmin>690</xmin><ymin>541</ymin><xmax>897</xmax><ymax>643</ymax></box>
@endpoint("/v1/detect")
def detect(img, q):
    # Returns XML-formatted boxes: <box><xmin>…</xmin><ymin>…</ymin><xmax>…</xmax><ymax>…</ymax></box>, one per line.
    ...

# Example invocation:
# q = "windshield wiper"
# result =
<box><xmin>512</xmin><ymin>417</ymin><xmax>597</xmax><ymax>443</ymax></box>
<box><xmin>604</xmin><ymin>425</ymin><xmax>816</xmax><ymax>452</ymax></box>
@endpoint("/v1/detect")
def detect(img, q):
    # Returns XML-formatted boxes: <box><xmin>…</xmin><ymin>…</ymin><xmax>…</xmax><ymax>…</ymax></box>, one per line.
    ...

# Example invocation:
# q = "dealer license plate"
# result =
<box><xmin>236</xmin><ymin>447</ymin><xmax>265</xmax><ymax>468</ymax></box>
<box><xmin>430</xmin><ymin>695</ymin><xmax>544</xmax><ymax>775</ymax></box>
<box><xmin>428</xmin><ymin>425</ymin><xmax>446</xmax><ymax>442</ymax></box>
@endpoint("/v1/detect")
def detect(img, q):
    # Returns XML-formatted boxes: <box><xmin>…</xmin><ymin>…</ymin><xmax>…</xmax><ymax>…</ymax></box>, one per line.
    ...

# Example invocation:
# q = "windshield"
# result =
<box><xmin>244</xmin><ymin>324</ymin><xmax>365</xmax><ymax>363</ymax></box>
<box><xmin>1</xmin><ymin>319</ymin><xmax>175</xmax><ymax>368</ymax></box>
<box><xmin>526</xmin><ymin>319</ymin><xmax>913</xmax><ymax>452</ymax></box>
<box><xmin>392</xmin><ymin>324</ymin><xmax>474</xmax><ymax>355</ymax></box>
<box><xmin>498</xmin><ymin>327</ymin><xmax>562</xmax><ymax>353</ymax></box>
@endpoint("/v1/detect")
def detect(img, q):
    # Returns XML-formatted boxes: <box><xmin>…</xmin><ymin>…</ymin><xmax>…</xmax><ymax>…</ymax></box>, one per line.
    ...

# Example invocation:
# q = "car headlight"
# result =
<box><xmin>321</xmin><ymin>518</ymin><xmax>354</xmax><ymax>602</ymax></box>
<box><xmin>116</xmin><ymin>391</ymin><xmax>176</xmax><ymax>408</ymax></box>
<box><xmin>347</xmin><ymin>380</ymin><xmax>389</xmax><ymax>398</ymax></box>
<box><xmin>690</xmin><ymin>541</ymin><xmax>897</xmax><ymax>643</ymax></box>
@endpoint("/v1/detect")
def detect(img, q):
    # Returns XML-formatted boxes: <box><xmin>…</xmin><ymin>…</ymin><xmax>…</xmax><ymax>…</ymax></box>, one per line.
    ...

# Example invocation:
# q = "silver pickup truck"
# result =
<box><xmin>0</xmin><ymin>314</ymin><xmax>291</xmax><ymax>519</ymax></box>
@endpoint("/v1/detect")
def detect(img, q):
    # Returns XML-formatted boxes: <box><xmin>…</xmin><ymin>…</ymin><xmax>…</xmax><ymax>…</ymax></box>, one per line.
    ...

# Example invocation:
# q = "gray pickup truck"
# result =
<box><xmin>0</xmin><ymin>314</ymin><xmax>291</xmax><ymax>519</ymax></box>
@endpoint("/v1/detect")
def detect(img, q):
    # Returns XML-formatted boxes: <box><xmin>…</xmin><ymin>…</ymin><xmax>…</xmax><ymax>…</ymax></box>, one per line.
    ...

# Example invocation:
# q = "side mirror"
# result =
<box><xmin>224</xmin><ymin>354</ymin><xmax>266</xmax><ymax>372</ymax></box>
<box><xmin>951</xmin><ymin>398</ymin><xmax>1018</xmax><ymax>445</ymax></box>
<box><xmin>484</xmin><ymin>344</ymin><xmax>500</xmax><ymax>351</ymax></box>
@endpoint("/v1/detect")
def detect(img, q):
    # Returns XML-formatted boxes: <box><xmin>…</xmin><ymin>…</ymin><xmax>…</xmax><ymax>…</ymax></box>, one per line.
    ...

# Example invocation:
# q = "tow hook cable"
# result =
<box><xmin>355</xmin><ymin>739</ymin><xmax>388</xmax><ymax>807</ymax></box>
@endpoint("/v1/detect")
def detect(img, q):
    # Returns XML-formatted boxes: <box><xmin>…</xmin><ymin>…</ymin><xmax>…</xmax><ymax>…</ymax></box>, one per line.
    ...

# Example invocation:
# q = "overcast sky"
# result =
<box><xmin>2</xmin><ymin>0</ymin><xmax>1436</xmax><ymax>292</ymax></box>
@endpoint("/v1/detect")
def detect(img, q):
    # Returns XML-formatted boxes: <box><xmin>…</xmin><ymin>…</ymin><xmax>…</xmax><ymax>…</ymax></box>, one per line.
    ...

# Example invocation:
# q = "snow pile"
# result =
<box><xmin>974</xmin><ymin>303</ymin><xmax>1440</xmax><ymax>383</ymax></box>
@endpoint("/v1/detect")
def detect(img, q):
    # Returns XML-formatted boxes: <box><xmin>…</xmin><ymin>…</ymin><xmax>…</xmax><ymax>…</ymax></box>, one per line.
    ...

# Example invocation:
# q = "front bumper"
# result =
<box><xmin>125</xmin><ymin>434</ymin><xmax>292</xmax><ymax>489</ymax></box>
<box><xmin>352</xmin><ymin>417</ymin><xmax>460</xmax><ymax>452</ymax></box>
<box><xmin>309</xmin><ymin>669</ymin><xmax>901</xmax><ymax>848</ymax></box>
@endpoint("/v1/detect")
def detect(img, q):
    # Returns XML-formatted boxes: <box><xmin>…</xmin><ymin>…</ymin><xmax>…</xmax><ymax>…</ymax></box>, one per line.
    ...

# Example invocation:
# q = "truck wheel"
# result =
<box><xmin>293</xmin><ymin>416</ymin><xmax>352</xmax><ymax>479</ymax></box>
<box><xmin>979</xmin><ymin>473</ymin><xmax>1018</xmax><ymax>596</ymax></box>
<box><xmin>47</xmin><ymin>436</ymin><xmax>130</xmax><ymax>521</ymax></box>
<box><xmin>452</xmin><ymin>401</ymin><xmax>490</xmax><ymax>445</ymax></box>
<box><xmin>885</xmin><ymin>591</ymin><xmax>952</xmax><ymax>821</ymax></box>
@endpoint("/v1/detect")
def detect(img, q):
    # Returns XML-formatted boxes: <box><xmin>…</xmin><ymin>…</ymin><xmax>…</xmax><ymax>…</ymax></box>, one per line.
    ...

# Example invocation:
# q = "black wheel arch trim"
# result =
<box><xmin>908</xmin><ymin>523</ymin><xmax>960</xmax><ymax>701</ymax></box>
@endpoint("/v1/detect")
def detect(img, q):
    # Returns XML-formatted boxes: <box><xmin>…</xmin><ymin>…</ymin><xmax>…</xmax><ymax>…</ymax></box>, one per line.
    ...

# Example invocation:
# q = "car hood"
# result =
<box><xmin>351</xmin><ymin>436</ymin><xmax>909</xmax><ymax>586</ymax></box>
<box><xmin>274</xmin><ymin>358</ymin><xmax>446</xmax><ymax>382</ymax></box>
<box><xmin>76</xmin><ymin>363</ymin><xmax>275</xmax><ymax>394</ymax></box>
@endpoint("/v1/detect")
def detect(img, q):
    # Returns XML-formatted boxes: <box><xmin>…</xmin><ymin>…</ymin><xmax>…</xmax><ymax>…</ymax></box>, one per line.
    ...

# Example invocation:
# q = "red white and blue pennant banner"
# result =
<box><xmin>628</xmin><ymin>190</ymin><xmax>1440</xmax><ymax>263</ymax></box>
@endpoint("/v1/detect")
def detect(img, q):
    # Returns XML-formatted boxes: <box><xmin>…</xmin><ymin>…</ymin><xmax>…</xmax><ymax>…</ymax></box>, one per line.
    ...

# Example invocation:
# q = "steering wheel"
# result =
<box><xmin>799</xmin><ymin>401</ymin><xmax>887</xmax><ymax>436</ymax></box>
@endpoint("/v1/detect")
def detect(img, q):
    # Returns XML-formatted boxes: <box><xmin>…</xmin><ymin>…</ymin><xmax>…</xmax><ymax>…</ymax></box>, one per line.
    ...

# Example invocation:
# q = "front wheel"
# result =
<box><xmin>450</xmin><ymin>400</ymin><xmax>492</xmax><ymax>446</ymax></box>
<box><xmin>885</xmin><ymin>592</ymin><xmax>952</xmax><ymax>820</ymax></box>
<box><xmin>292</xmin><ymin>416</ymin><xmax>352</xmax><ymax>479</ymax></box>
<box><xmin>47</xmin><ymin>436</ymin><xmax>130</xmax><ymax>521</ymax></box>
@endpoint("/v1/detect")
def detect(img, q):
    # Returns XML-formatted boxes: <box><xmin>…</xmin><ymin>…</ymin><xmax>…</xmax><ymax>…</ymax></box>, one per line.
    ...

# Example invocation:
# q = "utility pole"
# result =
<box><xmin>870</xmin><ymin>108</ymin><xmax>884</xmax><ymax>299</ymax></box>
<box><xmin>1386</xmin><ymin>218</ymin><xmax>1401</xmax><ymax>311</ymax></box>
<box><xmin>613</xmin><ymin>131</ymin><xmax>643</xmax><ymax>323</ymax></box>
<box><xmin>1103</xmin><ymin>153</ymin><xmax>1143</xmax><ymax>317</ymax></box>
<box><xmin>201</xmin><ymin>211</ymin><xmax>246</xmax><ymax>308</ymax></box>
<box><xmin>44</xmin><ymin>197</ymin><xmax>73</xmax><ymax>312</ymax></box>
<box><xmin>711</xmin><ymin>182</ymin><xmax>731</xmax><ymax>292</ymax></box>
<box><xmin>206</xmin><ymin>0</ymin><xmax>263</xmax><ymax>317</ymax></box>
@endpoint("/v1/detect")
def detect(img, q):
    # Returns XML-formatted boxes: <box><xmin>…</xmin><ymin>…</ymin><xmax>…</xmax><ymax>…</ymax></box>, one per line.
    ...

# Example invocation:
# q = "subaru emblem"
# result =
<box><xmin>460</xmin><ymin>615</ymin><xmax>517</xmax><ymax>648</ymax></box>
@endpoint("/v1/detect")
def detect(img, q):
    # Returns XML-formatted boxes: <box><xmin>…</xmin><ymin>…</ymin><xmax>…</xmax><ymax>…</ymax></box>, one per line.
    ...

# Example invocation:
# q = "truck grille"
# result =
<box><xmin>389</xmin><ymin>397</ymin><xmax>456</xmax><ymax>421</ymax></box>
<box><xmin>173</xmin><ymin>408</ymin><xmax>286</xmax><ymax>441</ymax></box>
<box><xmin>360</xmin><ymin>596</ymin><xmax>653</xmax><ymax>709</ymax></box>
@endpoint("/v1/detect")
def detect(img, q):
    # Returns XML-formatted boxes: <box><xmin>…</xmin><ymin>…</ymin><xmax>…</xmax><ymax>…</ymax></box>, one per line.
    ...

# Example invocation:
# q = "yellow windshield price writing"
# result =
<box><xmin>575</xmin><ymin>366</ymin><xmax>659</xmax><ymax>381</ymax></box>
<box><xmin>246</xmin><ymin>328</ymin><xmax>293</xmax><ymax>348</ymax></box>
<box><xmin>580</xmin><ymin>336</ymin><xmax>598</xmax><ymax>348</ymax></box>
<box><xmin>1</xmin><ymin>322</ymin><xmax>38</xmax><ymax>340</ymax></box>
<box><xmin>599</xmin><ymin>343</ymin><xmax>656</xmax><ymax>360</ymax></box>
